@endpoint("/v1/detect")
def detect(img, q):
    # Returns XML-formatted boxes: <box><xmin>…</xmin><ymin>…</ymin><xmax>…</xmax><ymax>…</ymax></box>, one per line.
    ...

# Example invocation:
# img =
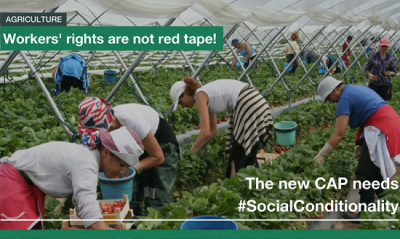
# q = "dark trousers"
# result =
<box><xmin>226</xmin><ymin>139</ymin><xmax>260</xmax><ymax>178</ymax></box>
<box><xmin>368</xmin><ymin>84</ymin><xmax>392</xmax><ymax>101</ymax></box>
<box><xmin>60</xmin><ymin>76</ymin><xmax>84</xmax><ymax>93</ymax></box>
<box><xmin>244</xmin><ymin>55</ymin><xmax>257</xmax><ymax>69</ymax></box>
<box><xmin>286</xmin><ymin>54</ymin><xmax>298</xmax><ymax>73</ymax></box>
<box><xmin>308</xmin><ymin>55</ymin><xmax>318</xmax><ymax>64</ymax></box>
<box><xmin>355</xmin><ymin>140</ymin><xmax>384</xmax><ymax>200</ymax></box>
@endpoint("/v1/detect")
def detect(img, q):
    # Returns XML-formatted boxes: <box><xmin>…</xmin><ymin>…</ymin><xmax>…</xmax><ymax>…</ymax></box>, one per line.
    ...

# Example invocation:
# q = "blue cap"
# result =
<box><xmin>231</xmin><ymin>38</ymin><xmax>239</xmax><ymax>46</ymax></box>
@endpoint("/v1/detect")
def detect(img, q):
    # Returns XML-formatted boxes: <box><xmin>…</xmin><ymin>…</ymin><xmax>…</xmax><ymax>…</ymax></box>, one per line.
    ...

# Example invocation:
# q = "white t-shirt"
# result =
<box><xmin>195</xmin><ymin>79</ymin><xmax>247</xmax><ymax>114</ymax></box>
<box><xmin>1</xmin><ymin>142</ymin><xmax>102</xmax><ymax>228</ymax></box>
<box><xmin>114</xmin><ymin>103</ymin><xmax>160</xmax><ymax>140</ymax></box>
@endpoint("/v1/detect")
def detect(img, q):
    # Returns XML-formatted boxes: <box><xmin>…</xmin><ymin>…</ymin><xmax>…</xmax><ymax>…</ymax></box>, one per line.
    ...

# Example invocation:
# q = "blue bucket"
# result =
<box><xmin>235</xmin><ymin>59</ymin><xmax>245</xmax><ymax>67</ymax></box>
<box><xmin>99</xmin><ymin>167</ymin><xmax>136</xmax><ymax>201</ymax></box>
<box><xmin>318</xmin><ymin>65</ymin><xmax>327</xmax><ymax>74</ymax></box>
<box><xmin>181</xmin><ymin>215</ymin><xmax>238</xmax><ymax>230</ymax></box>
<box><xmin>274</xmin><ymin>121</ymin><xmax>297</xmax><ymax>146</ymax></box>
<box><xmin>104</xmin><ymin>70</ymin><xmax>117</xmax><ymax>83</ymax></box>
<box><xmin>284</xmin><ymin>62</ymin><xmax>292</xmax><ymax>71</ymax></box>
<box><xmin>302</xmin><ymin>59</ymin><xmax>307</xmax><ymax>64</ymax></box>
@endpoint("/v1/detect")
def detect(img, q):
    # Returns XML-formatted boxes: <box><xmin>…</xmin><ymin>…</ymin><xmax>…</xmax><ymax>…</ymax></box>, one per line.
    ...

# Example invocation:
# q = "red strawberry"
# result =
<box><xmin>217</xmin><ymin>119</ymin><xmax>221</xmax><ymax>124</ymax></box>
<box><xmin>279</xmin><ymin>145</ymin><xmax>285</xmax><ymax>152</ymax></box>
<box><xmin>126</xmin><ymin>173</ymin><xmax>130</xmax><ymax>177</ymax></box>
<box><xmin>275</xmin><ymin>147</ymin><xmax>281</xmax><ymax>154</ymax></box>
<box><xmin>195</xmin><ymin>126</ymin><xmax>201</xmax><ymax>130</ymax></box>
<box><xmin>318</xmin><ymin>216</ymin><xmax>322</xmax><ymax>219</ymax></box>
<box><xmin>222</xmin><ymin>118</ymin><xmax>228</xmax><ymax>122</ymax></box>
<box><xmin>111</xmin><ymin>176</ymin><xmax>119</xmax><ymax>179</ymax></box>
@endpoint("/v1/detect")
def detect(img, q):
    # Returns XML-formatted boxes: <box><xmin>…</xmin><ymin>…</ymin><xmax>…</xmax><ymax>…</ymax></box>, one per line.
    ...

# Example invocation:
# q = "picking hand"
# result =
<box><xmin>312</xmin><ymin>142</ymin><xmax>334</xmax><ymax>167</ymax></box>
<box><xmin>312</xmin><ymin>154</ymin><xmax>325</xmax><ymax>166</ymax></box>
<box><xmin>368</xmin><ymin>73</ymin><xmax>377</xmax><ymax>80</ymax></box>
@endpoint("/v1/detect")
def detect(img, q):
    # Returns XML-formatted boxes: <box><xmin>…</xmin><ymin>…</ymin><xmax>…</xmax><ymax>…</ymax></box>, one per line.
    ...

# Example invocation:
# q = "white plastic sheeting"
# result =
<box><xmin>0</xmin><ymin>0</ymin><xmax>66</xmax><ymax>12</ymax></box>
<box><xmin>88</xmin><ymin>0</ymin><xmax>195</xmax><ymax>19</ymax></box>
<box><xmin>1</xmin><ymin>0</ymin><xmax>399</xmax><ymax>31</ymax></box>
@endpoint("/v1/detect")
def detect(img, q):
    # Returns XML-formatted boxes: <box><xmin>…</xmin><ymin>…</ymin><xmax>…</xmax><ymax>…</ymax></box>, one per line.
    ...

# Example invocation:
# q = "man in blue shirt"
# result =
<box><xmin>314</xmin><ymin>77</ymin><xmax>400</xmax><ymax>221</ymax></box>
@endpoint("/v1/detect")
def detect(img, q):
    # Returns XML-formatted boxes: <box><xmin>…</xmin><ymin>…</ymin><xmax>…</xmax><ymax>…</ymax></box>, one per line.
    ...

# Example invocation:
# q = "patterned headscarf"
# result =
<box><xmin>78</xmin><ymin>97</ymin><xmax>114</xmax><ymax>135</ymax></box>
<box><xmin>80</xmin><ymin>131</ymin><xmax>100</xmax><ymax>149</ymax></box>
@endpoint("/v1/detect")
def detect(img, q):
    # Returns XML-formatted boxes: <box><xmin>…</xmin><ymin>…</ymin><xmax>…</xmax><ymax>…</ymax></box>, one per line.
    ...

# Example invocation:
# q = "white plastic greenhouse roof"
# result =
<box><xmin>2</xmin><ymin>0</ymin><xmax>400</xmax><ymax>32</ymax></box>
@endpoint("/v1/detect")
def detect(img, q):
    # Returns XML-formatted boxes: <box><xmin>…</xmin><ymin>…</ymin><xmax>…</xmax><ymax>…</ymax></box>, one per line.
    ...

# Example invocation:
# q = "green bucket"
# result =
<box><xmin>274</xmin><ymin>121</ymin><xmax>297</xmax><ymax>146</ymax></box>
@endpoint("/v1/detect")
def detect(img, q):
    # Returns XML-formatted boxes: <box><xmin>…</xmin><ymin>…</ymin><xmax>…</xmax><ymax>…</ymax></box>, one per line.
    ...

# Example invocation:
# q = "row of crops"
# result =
<box><xmin>1</xmin><ymin>56</ymin><xmax>399</xmax><ymax>229</ymax></box>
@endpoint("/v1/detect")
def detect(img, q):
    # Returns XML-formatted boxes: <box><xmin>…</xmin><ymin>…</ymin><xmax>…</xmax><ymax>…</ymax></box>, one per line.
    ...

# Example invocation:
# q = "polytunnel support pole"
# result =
<box><xmin>279</xmin><ymin>29</ymin><xmax>315</xmax><ymax>86</ymax></box>
<box><xmin>0</xmin><ymin>51</ymin><xmax>20</xmax><ymax>78</ymax></box>
<box><xmin>112</xmin><ymin>50</ymin><xmax>149</xmax><ymax>105</ymax></box>
<box><xmin>191</xmin><ymin>24</ymin><xmax>240</xmax><ymax>80</ymax></box>
<box><xmin>107</xmin><ymin>18</ymin><xmax>176</xmax><ymax>102</ymax></box>
<box><xmin>237</xmin><ymin>27</ymin><xmax>287</xmax><ymax>83</ymax></box>
<box><xmin>227</xmin><ymin>41</ymin><xmax>253</xmax><ymax>85</ymax></box>
<box><xmin>19</xmin><ymin>52</ymin><xmax>74</xmax><ymax>136</ymax></box>
<box><xmin>179</xmin><ymin>51</ymin><xmax>200</xmax><ymax>82</ymax></box>
<box><xmin>0</xmin><ymin>8</ymin><xmax>58</xmax><ymax>78</ymax></box>
<box><xmin>274</xmin><ymin>26</ymin><xmax>352</xmax><ymax>98</ymax></box>
<box><xmin>342</xmin><ymin>28</ymin><xmax>388</xmax><ymax>84</ymax></box>
<box><xmin>338</xmin><ymin>27</ymin><xmax>384</xmax><ymax>82</ymax></box>
<box><xmin>297</xmin><ymin>27</ymin><xmax>327</xmax><ymax>80</ymax></box>
<box><xmin>262</xmin><ymin>27</ymin><xmax>326</xmax><ymax>97</ymax></box>
<box><xmin>340</xmin><ymin>27</ymin><xmax>385</xmax><ymax>85</ymax></box>
<box><xmin>244</xmin><ymin>24</ymin><xmax>290</xmax><ymax>85</ymax></box>
<box><xmin>314</xmin><ymin>26</ymin><xmax>355</xmax><ymax>82</ymax></box>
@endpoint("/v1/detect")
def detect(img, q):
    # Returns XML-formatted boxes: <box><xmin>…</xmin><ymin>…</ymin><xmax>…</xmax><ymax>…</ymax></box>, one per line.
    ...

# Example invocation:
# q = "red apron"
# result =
<box><xmin>0</xmin><ymin>164</ymin><xmax>45</xmax><ymax>229</ymax></box>
<box><xmin>356</xmin><ymin>104</ymin><xmax>400</xmax><ymax>158</ymax></box>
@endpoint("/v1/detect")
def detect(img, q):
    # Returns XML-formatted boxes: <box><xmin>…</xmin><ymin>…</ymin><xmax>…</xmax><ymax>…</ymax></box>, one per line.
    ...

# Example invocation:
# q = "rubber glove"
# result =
<box><xmin>313</xmin><ymin>142</ymin><xmax>334</xmax><ymax>166</ymax></box>
<box><xmin>133</xmin><ymin>162</ymin><xmax>143</xmax><ymax>174</ymax></box>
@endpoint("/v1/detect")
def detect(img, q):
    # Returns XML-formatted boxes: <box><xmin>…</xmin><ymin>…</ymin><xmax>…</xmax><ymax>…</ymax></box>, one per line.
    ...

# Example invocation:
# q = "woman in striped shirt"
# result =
<box><xmin>170</xmin><ymin>78</ymin><xmax>273</xmax><ymax>178</ymax></box>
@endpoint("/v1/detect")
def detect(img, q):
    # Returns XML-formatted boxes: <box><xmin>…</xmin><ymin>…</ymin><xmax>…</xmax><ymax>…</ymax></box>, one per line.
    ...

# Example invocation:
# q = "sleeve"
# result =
<box><xmin>114</xmin><ymin>110</ymin><xmax>150</xmax><ymax>140</ymax></box>
<box><xmin>283</xmin><ymin>44</ymin><xmax>288</xmax><ymax>52</ymax></box>
<box><xmin>390</xmin><ymin>56</ymin><xmax>397</xmax><ymax>73</ymax></box>
<box><xmin>71</xmin><ymin>165</ymin><xmax>103</xmax><ymax>229</ymax></box>
<box><xmin>336</xmin><ymin>97</ymin><xmax>351</xmax><ymax>118</ymax></box>
<box><xmin>365</xmin><ymin>55</ymin><xmax>373</xmax><ymax>72</ymax></box>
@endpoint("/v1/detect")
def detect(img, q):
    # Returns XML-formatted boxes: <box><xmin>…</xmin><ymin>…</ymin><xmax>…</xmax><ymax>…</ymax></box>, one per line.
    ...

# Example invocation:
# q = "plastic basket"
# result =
<box><xmin>274</xmin><ymin>121</ymin><xmax>297</xmax><ymax>146</ymax></box>
<box><xmin>104</xmin><ymin>70</ymin><xmax>117</xmax><ymax>83</ymax></box>
<box><xmin>235</xmin><ymin>59</ymin><xmax>245</xmax><ymax>67</ymax></box>
<box><xmin>99</xmin><ymin>167</ymin><xmax>136</xmax><ymax>201</ymax></box>
<box><xmin>302</xmin><ymin>59</ymin><xmax>307</xmax><ymax>64</ymax></box>
<box><xmin>284</xmin><ymin>62</ymin><xmax>292</xmax><ymax>71</ymax></box>
<box><xmin>181</xmin><ymin>215</ymin><xmax>238</xmax><ymax>230</ymax></box>
<box><xmin>318</xmin><ymin>65</ymin><xmax>327</xmax><ymax>74</ymax></box>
